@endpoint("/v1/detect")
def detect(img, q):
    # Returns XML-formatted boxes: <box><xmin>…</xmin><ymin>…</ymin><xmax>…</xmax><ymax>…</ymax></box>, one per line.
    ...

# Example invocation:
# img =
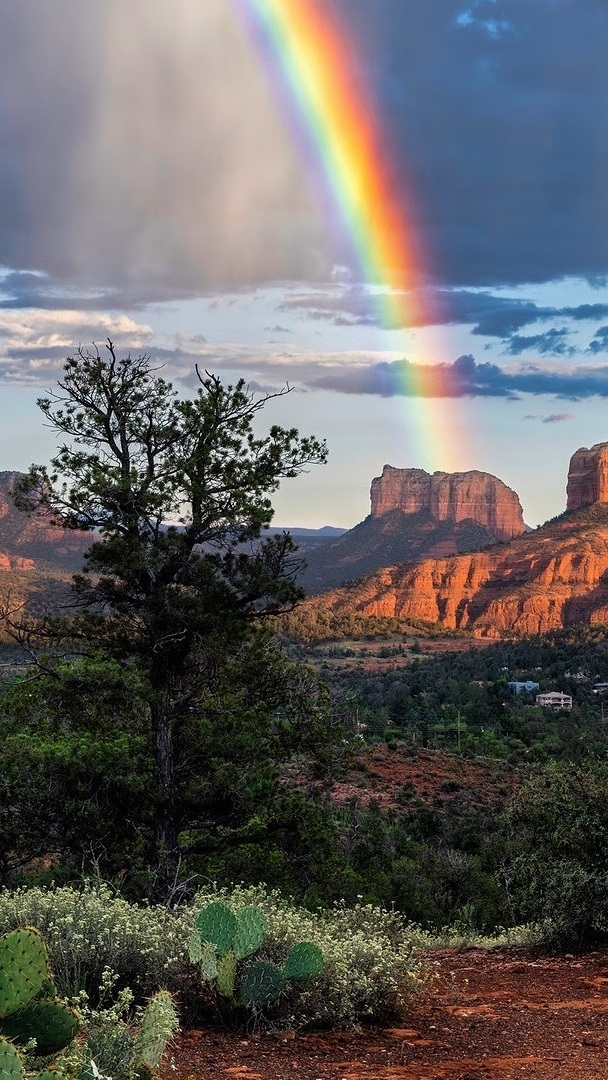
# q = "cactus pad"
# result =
<box><xmin>195</xmin><ymin>902</ymin><xmax>237</xmax><ymax>956</ymax></box>
<box><xmin>283</xmin><ymin>941</ymin><xmax>324</xmax><ymax>979</ymax></box>
<box><xmin>199</xmin><ymin>942</ymin><xmax>218</xmax><ymax>981</ymax></box>
<box><xmin>239</xmin><ymin>961</ymin><xmax>285</xmax><ymax>1006</ymax></box>
<box><xmin>187</xmin><ymin>929</ymin><xmax>203</xmax><ymax>964</ymax></box>
<box><xmin>0</xmin><ymin>1037</ymin><xmax>23</xmax><ymax>1080</ymax></box>
<box><xmin>233</xmin><ymin>906</ymin><xmax>267</xmax><ymax>960</ymax></box>
<box><xmin>0</xmin><ymin>929</ymin><xmax>49</xmax><ymax>1018</ymax></box>
<box><xmin>215</xmin><ymin>949</ymin><xmax>237</xmax><ymax>999</ymax></box>
<box><xmin>2</xmin><ymin>1000</ymin><xmax>79</xmax><ymax>1055</ymax></box>
<box><xmin>136</xmin><ymin>990</ymin><xmax>178</xmax><ymax>1069</ymax></box>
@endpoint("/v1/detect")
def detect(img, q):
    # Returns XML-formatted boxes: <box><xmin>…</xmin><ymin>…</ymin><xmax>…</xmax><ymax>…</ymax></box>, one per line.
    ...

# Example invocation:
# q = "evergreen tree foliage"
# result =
<box><xmin>4</xmin><ymin>342</ymin><xmax>331</xmax><ymax>896</ymax></box>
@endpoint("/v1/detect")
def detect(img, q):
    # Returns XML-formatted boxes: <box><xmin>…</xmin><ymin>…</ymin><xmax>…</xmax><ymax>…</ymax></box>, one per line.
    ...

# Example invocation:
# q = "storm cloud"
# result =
<box><xmin>0</xmin><ymin>1</ymin><xmax>606</xmax><ymax>301</ymax></box>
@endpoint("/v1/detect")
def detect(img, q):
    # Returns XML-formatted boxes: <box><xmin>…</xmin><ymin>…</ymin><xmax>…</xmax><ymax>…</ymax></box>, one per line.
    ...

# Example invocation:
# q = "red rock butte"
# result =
<box><xmin>302</xmin><ymin>441</ymin><xmax>608</xmax><ymax>636</ymax></box>
<box><xmin>370</xmin><ymin>465</ymin><xmax>525</xmax><ymax>541</ymax></box>
<box><xmin>566</xmin><ymin>442</ymin><xmax>608</xmax><ymax>510</ymax></box>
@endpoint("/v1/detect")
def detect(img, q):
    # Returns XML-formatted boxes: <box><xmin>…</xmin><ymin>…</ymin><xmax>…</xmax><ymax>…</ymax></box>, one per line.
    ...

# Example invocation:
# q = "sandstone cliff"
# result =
<box><xmin>566</xmin><ymin>443</ymin><xmax>608</xmax><ymax>510</ymax></box>
<box><xmin>0</xmin><ymin>471</ymin><xmax>93</xmax><ymax>570</ymax></box>
<box><xmin>370</xmin><ymin>466</ymin><xmax>525</xmax><ymax>541</ymax></box>
<box><xmin>302</xmin><ymin>504</ymin><xmax>608</xmax><ymax>637</ymax></box>
<box><xmin>0</xmin><ymin>471</ymin><xmax>94</xmax><ymax>623</ymax></box>
<box><xmin>301</xmin><ymin>465</ymin><xmax>526</xmax><ymax>595</ymax></box>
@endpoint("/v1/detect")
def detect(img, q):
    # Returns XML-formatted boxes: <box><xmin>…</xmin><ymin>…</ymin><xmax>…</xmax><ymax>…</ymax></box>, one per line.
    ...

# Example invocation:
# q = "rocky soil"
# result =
<box><xmin>160</xmin><ymin>946</ymin><xmax>608</xmax><ymax>1079</ymax></box>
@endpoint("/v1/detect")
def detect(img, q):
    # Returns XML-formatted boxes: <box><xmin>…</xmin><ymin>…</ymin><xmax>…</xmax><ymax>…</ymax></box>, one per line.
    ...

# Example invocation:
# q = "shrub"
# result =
<box><xmin>504</xmin><ymin>761</ymin><xmax>608</xmax><ymax>944</ymax></box>
<box><xmin>62</xmin><ymin>977</ymin><xmax>179</xmax><ymax>1080</ymax></box>
<box><xmin>0</xmin><ymin>882</ymin><xmax>428</xmax><ymax>1029</ymax></box>
<box><xmin>0</xmin><ymin>882</ymin><xmax>189</xmax><ymax>1000</ymax></box>
<box><xmin>190</xmin><ymin>884</ymin><xmax>427</xmax><ymax>1027</ymax></box>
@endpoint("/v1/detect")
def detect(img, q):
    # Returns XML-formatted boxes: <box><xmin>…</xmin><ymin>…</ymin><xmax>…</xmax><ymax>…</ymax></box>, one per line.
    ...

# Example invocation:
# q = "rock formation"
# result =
<box><xmin>301</xmin><ymin>465</ymin><xmax>526</xmax><ymax>595</ymax></box>
<box><xmin>0</xmin><ymin>471</ymin><xmax>93</xmax><ymax>569</ymax></box>
<box><xmin>302</xmin><ymin>503</ymin><xmax>608</xmax><ymax>637</ymax></box>
<box><xmin>566</xmin><ymin>443</ymin><xmax>608</xmax><ymax>511</ymax></box>
<box><xmin>370</xmin><ymin>466</ymin><xmax>525</xmax><ymax>541</ymax></box>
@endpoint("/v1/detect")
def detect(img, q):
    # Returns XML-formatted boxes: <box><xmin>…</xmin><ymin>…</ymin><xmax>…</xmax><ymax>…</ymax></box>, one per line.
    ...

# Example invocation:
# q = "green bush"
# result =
<box><xmin>62</xmin><ymin>977</ymin><xmax>179</xmax><ymax>1080</ymax></box>
<box><xmin>0</xmin><ymin>882</ymin><xmax>427</xmax><ymax>1029</ymax></box>
<box><xmin>0</xmin><ymin>883</ymin><xmax>189</xmax><ymax>1001</ymax></box>
<box><xmin>191</xmin><ymin>884</ymin><xmax>427</xmax><ymax>1027</ymax></box>
<box><xmin>505</xmin><ymin>761</ymin><xmax>608</xmax><ymax>944</ymax></box>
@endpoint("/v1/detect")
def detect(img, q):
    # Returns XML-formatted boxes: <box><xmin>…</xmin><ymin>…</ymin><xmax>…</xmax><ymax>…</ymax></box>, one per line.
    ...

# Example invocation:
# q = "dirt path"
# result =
<box><xmin>161</xmin><ymin>946</ymin><xmax>608</xmax><ymax>1079</ymax></box>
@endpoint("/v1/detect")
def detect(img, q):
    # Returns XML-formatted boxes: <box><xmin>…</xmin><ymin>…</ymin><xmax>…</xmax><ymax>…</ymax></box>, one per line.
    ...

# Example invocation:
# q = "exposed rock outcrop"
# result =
<box><xmin>302</xmin><ymin>504</ymin><xmax>608</xmax><ymax>637</ymax></box>
<box><xmin>0</xmin><ymin>471</ymin><xmax>93</xmax><ymax>569</ymax></box>
<box><xmin>301</xmin><ymin>465</ymin><xmax>526</xmax><ymax>595</ymax></box>
<box><xmin>566</xmin><ymin>443</ymin><xmax>608</xmax><ymax>510</ymax></box>
<box><xmin>370</xmin><ymin>466</ymin><xmax>525</xmax><ymax>541</ymax></box>
<box><xmin>0</xmin><ymin>554</ymin><xmax>35</xmax><ymax>573</ymax></box>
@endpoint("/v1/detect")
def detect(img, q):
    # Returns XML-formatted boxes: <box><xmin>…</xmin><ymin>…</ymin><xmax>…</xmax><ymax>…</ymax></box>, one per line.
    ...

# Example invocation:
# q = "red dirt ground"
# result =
<box><xmin>160</xmin><ymin>946</ymin><xmax>608</xmax><ymax>1079</ymax></box>
<box><xmin>317</xmin><ymin>745</ymin><xmax>518</xmax><ymax>812</ymax></box>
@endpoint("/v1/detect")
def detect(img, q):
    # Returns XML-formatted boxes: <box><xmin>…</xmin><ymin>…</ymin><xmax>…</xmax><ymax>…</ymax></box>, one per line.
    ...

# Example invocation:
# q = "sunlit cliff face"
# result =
<box><xmin>0</xmin><ymin>0</ymin><xmax>330</xmax><ymax>294</ymax></box>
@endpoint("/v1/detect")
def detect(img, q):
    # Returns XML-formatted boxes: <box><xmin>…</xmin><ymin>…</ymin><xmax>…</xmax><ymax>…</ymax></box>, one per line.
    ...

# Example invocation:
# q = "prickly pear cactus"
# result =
<box><xmin>283</xmin><ymin>942</ymin><xmax>324</xmax><ymax>979</ymax></box>
<box><xmin>232</xmin><ymin>907</ymin><xmax>267</xmax><ymax>960</ymax></box>
<box><xmin>190</xmin><ymin>902</ymin><xmax>324</xmax><ymax>1019</ymax></box>
<box><xmin>193</xmin><ymin>901</ymin><xmax>268</xmax><ymax>962</ymax></box>
<box><xmin>0</xmin><ymin>1036</ymin><xmax>23</xmax><ymax>1080</ymax></box>
<box><xmin>0</xmin><ymin>929</ymin><xmax>48</xmax><ymax>1017</ymax></box>
<box><xmin>239</xmin><ymin>961</ymin><xmax>285</xmax><ymax>1006</ymax></box>
<box><xmin>135</xmin><ymin>990</ymin><xmax>179</xmax><ymax>1070</ymax></box>
<box><xmin>195</xmin><ymin>902</ymin><xmax>236</xmax><ymax>956</ymax></box>
<box><xmin>0</xmin><ymin>926</ymin><xmax>80</xmax><ymax>1077</ymax></box>
<box><xmin>215</xmin><ymin>950</ymin><xmax>237</xmax><ymax>999</ymax></box>
<box><xmin>2</xmin><ymin>999</ymin><xmax>79</xmax><ymax>1056</ymax></box>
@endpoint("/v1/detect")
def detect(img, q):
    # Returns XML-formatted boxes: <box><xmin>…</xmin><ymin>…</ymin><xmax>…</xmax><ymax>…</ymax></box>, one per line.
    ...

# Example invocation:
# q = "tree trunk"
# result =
<box><xmin>150</xmin><ymin>680</ymin><xmax>180</xmax><ymax>899</ymax></box>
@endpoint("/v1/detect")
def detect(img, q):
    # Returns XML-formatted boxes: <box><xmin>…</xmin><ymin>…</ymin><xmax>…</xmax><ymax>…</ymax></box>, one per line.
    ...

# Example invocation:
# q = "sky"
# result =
<box><xmin>1</xmin><ymin>0</ymin><xmax>608</xmax><ymax>529</ymax></box>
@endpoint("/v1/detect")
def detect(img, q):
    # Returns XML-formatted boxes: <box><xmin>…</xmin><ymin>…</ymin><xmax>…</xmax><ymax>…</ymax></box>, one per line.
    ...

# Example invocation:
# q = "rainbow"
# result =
<box><xmin>236</xmin><ymin>0</ymin><xmax>467</xmax><ymax>467</ymax></box>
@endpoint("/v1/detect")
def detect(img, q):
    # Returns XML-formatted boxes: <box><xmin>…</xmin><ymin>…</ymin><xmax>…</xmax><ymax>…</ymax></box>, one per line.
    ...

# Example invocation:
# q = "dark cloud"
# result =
<box><xmin>336</xmin><ymin>0</ymin><xmax>608</xmax><ymax>287</ymax></box>
<box><xmin>306</xmin><ymin>354</ymin><xmax>608</xmax><ymax>400</ymax></box>
<box><xmin>587</xmin><ymin>325</ymin><xmax>608</xmax><ymax>355</ymax></box>
<box><xmin>279</xmin><ymin>285</ymin><xmax>608</xmax><ymax>343</ymax></box>
<box><xmin>0</xmin><ymin>270</ymin><xmax>204</xmax><ymax>311</ymax></box>
<box><xmin>0</xmin><ymin>2</ymin><xmax>331</xmax><ymax>296</ymax></box>
<box><xmin>542</xmin><ymin>412</ymin><xmax>575</xmax><ymax>424</ymax></box>
<box><xmin>505</xmin><ymin>328</ymin><xmax>573</xmax><ymax>357</ymax></box>
<box><xmin>0</xmin><ymin>1</ymin><xmax>605</xmax><ymax>298</ymax></box>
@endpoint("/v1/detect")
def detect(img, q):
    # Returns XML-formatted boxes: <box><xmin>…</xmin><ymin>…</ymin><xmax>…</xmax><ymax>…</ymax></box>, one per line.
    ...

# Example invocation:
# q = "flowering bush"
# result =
<box><xmin>0</xmin><ymin>881</ymin><xmax>428</xmax><ymax>1027</ymax></box>
<box><xmin>190</xmin><ymin>885</ymin><xmax>427</xmax><ymax>1027</ymax></box>
<box><xmin>0</xmin><ymin>882</ymin><xmax>189</xmax><ymax>1000</ymax></box>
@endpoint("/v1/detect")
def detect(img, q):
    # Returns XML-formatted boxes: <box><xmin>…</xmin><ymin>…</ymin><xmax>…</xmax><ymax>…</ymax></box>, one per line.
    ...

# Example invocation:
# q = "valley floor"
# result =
<box><xmin>161</xmin><ymin>946</ymin><xmax>608</xmax><ymax>1079</ymax></box>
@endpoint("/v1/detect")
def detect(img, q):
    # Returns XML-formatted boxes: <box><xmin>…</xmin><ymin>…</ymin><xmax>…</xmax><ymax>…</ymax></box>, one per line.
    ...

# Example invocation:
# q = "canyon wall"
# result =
<box><xmin>309</xmin><ymin>513</ymin><xmax>608</xmax><ymax>637</ymax></box>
